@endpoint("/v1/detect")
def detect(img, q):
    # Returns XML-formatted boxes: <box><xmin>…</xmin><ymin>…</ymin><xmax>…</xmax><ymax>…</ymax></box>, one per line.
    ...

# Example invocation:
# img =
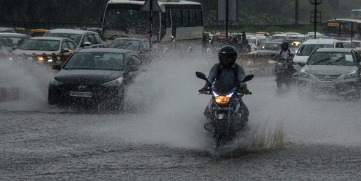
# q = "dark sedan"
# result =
<box><xmin>48</xmin><ymin>48</ymin><xmax>141</xmax><ymax>110</ymax></box>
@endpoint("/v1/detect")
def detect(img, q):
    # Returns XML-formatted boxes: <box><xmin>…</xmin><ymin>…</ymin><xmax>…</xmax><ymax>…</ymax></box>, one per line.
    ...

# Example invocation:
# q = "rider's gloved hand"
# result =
<box><xmin>199</xmin><ymin>82</ymin><xmax>211</xmax><ymax>92</ymax></box>
<box><xmin>199</xmin><ymin>86</ymin><xmax>210</xmax><ymax>92</ymax></box>
<box><xmin>241</xmin><ymin>84</ymin><xmax>251</xmax><ymax>94</ymax></box>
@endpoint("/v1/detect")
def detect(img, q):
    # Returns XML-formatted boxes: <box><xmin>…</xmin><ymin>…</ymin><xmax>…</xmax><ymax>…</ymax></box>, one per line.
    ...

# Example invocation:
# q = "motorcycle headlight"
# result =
<box><xmin>344</xmin><ymin>71</ymin><xmax>356</xmax><ymax>79</ymax></box>
<box><xmin>215</xmin><ymin>96</ymin><xmax>230</xmax><ymax>105</ymax></box>
<box><xmin>50</xmin><ymin>78</ymin><xmax>63</xmax><ymax>86</ymax></box>
<box><xmin>102</xmin><ymin>77</ymin><xmax>123</xmax><ymax>86</ymax></box>
<box><xmin>299</xmin><ymin>71</ymin><xmax>310</xmax><ymax>78</ymax></box>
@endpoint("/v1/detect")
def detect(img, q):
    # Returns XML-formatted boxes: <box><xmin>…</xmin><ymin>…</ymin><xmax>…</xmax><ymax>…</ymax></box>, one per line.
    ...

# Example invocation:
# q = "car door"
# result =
<box><xmin>123</xmin><ymin>53</ymin><xmax>141</xmax><ymax>84</ymax></box>
<box><xmin>60</xmin><ymin>40</ymin><xmax>75</xmax><ymax>62</ymax></box>
<box><xmin>355</xmin><ymin>51</ymin><xmax>361</xmax><ymax>79</ymax></box>
<box><xmin>83</xmin><ymin>33</ymin><xmax>103</xmax><ymax>48</ymax></box>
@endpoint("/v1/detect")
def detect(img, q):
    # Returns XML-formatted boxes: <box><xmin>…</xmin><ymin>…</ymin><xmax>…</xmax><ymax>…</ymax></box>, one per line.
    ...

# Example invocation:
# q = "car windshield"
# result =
<box><xmin>343</xmin><ymin>42</ymin><xmax>361</xmax><ymax>48</ymax></box>
<box><xmin>297</xmin><ymin>44</ymin><xmax>334</xmax><ymax>56</ymax></box>
<box><xmin>0</xmin><ymin>36</ymin><xmax>26</xmax><ymax>47</ymax></box>
<box><xmin>258</xmin><ymin>43</ymin><xmax>280</xmax><ymax>50</ymax></box>
<box><xmin>63</xmin><ymin>52</ymin><xmax>125</xmax><ymax>70</ymax></box>
<box><xmin>109</xmin><ymin>39</ymin><xmax>140</xmax><ymax>51</ymax></box>
<box><xmin>307</xmin><ymin>52</ymin><xmax>355</xmax><ymax>66</ymax></box>
<box><xmin>19</xmin><ymin>39</ymin><xmax>60</xmax><ymax>51</ymax></box>
<box><xmin>45</xmin><ymin>33</ymin><xmax>82</xmax><ymax>45</ymax></box>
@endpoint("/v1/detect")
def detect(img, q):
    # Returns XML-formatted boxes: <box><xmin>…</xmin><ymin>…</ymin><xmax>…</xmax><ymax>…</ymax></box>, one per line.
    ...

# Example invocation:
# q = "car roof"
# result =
<box><xmin>0</xmin><ymin>33</ymin><xmax>28</xmax><ymax>37</ymax></box>
<box><xmin>76</xmin><ymin>48</ymin><xmax>134</xmax><ymax>54</ymax></box>
<box><xmin>315</xmin><ymin>48</ymin><xmax>354</xmax><ymax>53</ymax></box>
<box><xmin>302</xmin><ymin>39</ymin><xmax>339</xmax><ymax>45</ymax></box>
<box><xmin>29</xmin><ymin>37</ymin><xmax>72</xmax><ymax>41</ymax></box>
<box><xmin>262</xmin><ymin>41</ymin><xmax>282</xmax><ymax>44</ymax></box>
<box><xmin>47</xmin><ymin>29</ymin><xmax>98</xmax><ymax>34</ymax></box>
<box><xmin>113</xmin><ymin>38</ymin><xmax>147</xmax><ymax>41</ymax></box>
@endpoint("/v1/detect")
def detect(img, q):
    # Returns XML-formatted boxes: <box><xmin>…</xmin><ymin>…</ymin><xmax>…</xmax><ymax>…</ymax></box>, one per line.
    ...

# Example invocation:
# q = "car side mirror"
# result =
<box><xmin>298</xmin><ymin>62</ymin><xmax>305</xmax><ymax>67</ymax></box>
<box><xmin>82</xmin><ymin>41</ymin><xmax>92</xmax><ymax>47</ymax></box>
<box><xmin>12</xmin><ymin>46</ymin><xmax>18</xmax><ymax>50</ymax></box>
<box><xmin>62</xmin><ymin>48</ymin><xmax>71</xmax><ymax>53</ymax></box>
<box><xmin>52</xmin><ymin>64</ymin><xmax>62</xmax><ymax>70</ymax></box>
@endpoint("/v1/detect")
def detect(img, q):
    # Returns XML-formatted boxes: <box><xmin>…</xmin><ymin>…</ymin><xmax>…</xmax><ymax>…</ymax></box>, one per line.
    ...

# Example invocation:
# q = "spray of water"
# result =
<box><xmin>89</xmin><ymin>49</ymin><xmax>289</xmax><ymax>153</ymax></box>
<box><xmin>0</xmin><ymin>58</ymin><xmax>55</xmax><ymax>111</ymax></box>
<box><xmin>2</xmin><ymin>49</ymin><xmax>360</xmax><ymax>155</ymax></box>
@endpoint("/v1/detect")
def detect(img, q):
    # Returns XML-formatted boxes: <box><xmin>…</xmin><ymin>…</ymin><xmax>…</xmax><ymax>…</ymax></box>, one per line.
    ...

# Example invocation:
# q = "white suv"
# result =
<box><xmin>293</xmin><ymin>39</ymin><xmax>344</xmax><ymax>72</ymax></box>
<box><xmin>44</xmin><ymin>29</ymin><xmax>106</xmax><ymax>50</ymax></box>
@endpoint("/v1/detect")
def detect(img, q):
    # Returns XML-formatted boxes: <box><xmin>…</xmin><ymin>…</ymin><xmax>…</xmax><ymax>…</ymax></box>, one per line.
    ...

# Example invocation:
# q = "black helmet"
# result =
<box><xmin>281</xmin><ymin>42</ymin><xmax>289</xmax><ymax>50</ymax></box>
<box><xmin>218</xmin><ymin>45</ymin><xmax>237</xmax><ymax>66</ymax></box>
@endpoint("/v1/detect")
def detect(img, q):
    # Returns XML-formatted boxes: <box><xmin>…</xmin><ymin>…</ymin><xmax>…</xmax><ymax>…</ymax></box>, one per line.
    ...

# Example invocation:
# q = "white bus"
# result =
<box><xmin>101</xmin><ymin>0</ymin><xmax>203</xmax><ymax>44</ymax></box>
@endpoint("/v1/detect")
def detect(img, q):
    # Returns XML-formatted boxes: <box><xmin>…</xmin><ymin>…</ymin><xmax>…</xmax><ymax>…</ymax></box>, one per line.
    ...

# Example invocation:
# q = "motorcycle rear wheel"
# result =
<box><xmin>276</xmin><ymin>80</ymin><xmax>282</xmax><ymax>89</ymax></box>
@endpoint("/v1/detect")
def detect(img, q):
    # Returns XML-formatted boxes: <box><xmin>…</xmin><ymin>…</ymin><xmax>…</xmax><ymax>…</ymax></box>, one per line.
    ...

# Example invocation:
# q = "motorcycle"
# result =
<box><xmin>275</xmin><ymin>57</ymin><xmax>296</xmax><ymax>89</ymax></box>
<box><xmin>195</xmin><ymin>72</ymin><xmax>254</xmax><ymax>150</ymax></box>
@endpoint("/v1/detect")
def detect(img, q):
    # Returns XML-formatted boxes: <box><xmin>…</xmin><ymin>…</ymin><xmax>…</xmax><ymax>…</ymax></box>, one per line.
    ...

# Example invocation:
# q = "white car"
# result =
<box><xmin>297</xmin><ymin>48</ymin><xmax>361</xmax><ymax>100</ymax></box>
<box><xmin>293</xmin><ymin>39</ymin><xmax>344</xmax><ymax>73</ymax></box>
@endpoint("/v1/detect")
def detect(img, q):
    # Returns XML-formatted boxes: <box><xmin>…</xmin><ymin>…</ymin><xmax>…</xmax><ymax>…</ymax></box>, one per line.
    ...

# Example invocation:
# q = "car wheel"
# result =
<box><xmin>48</xmin><ymin>89</ymin><xmax>58</xmax><ymax>105</ymax></box>
<box><xmin>111</xmin><ymin>97</ymin><xmax>124</xmax><ymax>112</ymax></box>
<box><xmin>346</xmin><ymin>86</ymin><xmax>361</xmax><ymax>101</ymax></box>
<box><xmin>354</xmin><ymin>88</ymin><xmax>361</xmax><ymax>101</ymax></box>
<box><xmin>112</xmin><ymin>88</ymin><xmax>125</xmax><ymax>112</ymax></box>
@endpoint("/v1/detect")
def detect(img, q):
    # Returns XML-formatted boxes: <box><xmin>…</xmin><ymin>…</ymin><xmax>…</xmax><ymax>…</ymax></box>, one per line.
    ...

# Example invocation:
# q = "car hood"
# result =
<box><xmin>303</xmin><ymin>65</ymin><xmax>357</xmax><ymax>75</ymax></box>
<box><xmin>254</xmin><ymin>50</ymin><xmax>279</xmax><ymax>55</ymax></box>
<box><xmin>293</xmin><ymin>55</ymin><xmax>308</xmax><ymax>63</ymax></box>
<box><xmin>12</xmin><ymin>49</ymin><xmax>59</xmax><ymax>55</ymax></box>
<box><xmin>54</xmin><ymin>69</ymin><xmax>124</xmax><ymax>84</ymax></box>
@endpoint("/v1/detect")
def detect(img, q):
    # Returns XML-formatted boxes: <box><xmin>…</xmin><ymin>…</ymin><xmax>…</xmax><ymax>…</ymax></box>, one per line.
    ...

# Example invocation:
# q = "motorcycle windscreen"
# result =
<box><xmin>213</xmin><ymin>81</ymin><xmax>237</xmax><ymax>95</ymax></box>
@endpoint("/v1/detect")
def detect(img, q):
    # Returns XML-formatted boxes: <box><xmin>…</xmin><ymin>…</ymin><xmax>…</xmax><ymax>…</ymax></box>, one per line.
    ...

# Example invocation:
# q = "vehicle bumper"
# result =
<box><xmin>297</xmin><ymin>77</ymin><xmax>360</xmax><ymax>96</ymax></box>
<box><xmin>48</xmin><ymin>84</ymin><xmax>124</xmax><ymax>105</ymax></box>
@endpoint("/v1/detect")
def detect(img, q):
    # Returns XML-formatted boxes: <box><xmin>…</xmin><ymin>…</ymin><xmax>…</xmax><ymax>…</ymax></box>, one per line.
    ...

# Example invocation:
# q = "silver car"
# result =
<box><xmin>297</xmin><ymin>48</ymin><xmax>361</xmax><ymax>100</ymax></box>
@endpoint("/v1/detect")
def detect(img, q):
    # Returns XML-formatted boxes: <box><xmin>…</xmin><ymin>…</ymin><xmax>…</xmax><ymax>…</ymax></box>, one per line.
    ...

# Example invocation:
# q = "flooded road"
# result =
<box><xmin>1</xmin><ymin>54</ymin><xmax>361</xmax><ymax>180</ymax></box>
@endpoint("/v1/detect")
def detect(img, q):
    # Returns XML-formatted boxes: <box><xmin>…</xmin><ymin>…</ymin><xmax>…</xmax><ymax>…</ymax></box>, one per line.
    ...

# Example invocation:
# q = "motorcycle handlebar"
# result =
<box><xmin>198</xmin><ymin>90</ymin><xmax>252</xmax><ymax>95</ymax></box>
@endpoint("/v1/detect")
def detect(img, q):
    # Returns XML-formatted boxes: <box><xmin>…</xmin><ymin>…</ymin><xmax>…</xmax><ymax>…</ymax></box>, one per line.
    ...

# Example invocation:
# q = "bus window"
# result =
<box><xmin>196</xmin><ymin>9</ymin><xmax>203</xmax><ymax>26</ymax></box>
<box><xmin>182</xmin><ymin>9</ymin><xmax>189</xmax><ymax>27</ymax></box>
<box><xmin>165</xmin><ymin>10</ymin><xmax>171</xmax><ymax>28</ymax></box>
<box><xmin>189</xmin><ymin>9</ymin><xmax>197</xmax><ymax>27</ymax></box>
<box><xmin>172</xmin><ymin>10</ymin><xmax>182</xmax><ymax>27</ymax></box>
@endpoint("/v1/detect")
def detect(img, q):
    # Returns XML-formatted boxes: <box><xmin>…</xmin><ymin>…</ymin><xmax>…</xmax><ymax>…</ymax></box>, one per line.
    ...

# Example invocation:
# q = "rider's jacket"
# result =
<box><xmin>207</xmin><ymin>63</ymin><xmax>246</xmax><ymax>88</ymax></box>
<box><xmin>279</xmin><ymin>48</ymin><xmax>295</xmax><ymax>59</ymax></box>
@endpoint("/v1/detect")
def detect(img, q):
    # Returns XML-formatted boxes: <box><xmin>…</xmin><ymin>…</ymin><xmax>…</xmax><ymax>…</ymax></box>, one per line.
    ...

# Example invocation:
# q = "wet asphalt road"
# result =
<box><xmin>1</xmin><ymin>54</ymin><xmax>361</xmax><ymax>180</ymax></box>
<box><xmin>1</xmin><ymin>75</ymin><xmax>361</xmax><ymax>180</ymax></box>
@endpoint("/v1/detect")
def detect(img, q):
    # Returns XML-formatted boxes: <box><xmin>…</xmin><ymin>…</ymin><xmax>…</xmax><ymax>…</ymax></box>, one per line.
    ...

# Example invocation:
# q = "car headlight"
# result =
<box><xmin>50</xmin><ymin>78</ymin><xmax>63</xmax><ymax>85</ymax></box>
<box><xmin>344</xmin><ymin>71</ymin><xmax>356</xmax><ymax>79</ymax></box>
<box><xmin>102</xmin><ymin>77</ymin><xmax>123</xmax><ymax>86</ymax></box>
<box><xmin>299</xmin><ymin>70</ymin><xmax>310</xmax><ymax>78</ymax></box>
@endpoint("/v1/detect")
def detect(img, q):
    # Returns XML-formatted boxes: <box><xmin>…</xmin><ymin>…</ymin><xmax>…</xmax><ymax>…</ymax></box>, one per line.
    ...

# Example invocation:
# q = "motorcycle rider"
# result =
<box><xmin>199</xmin><ymin>45</ymin><xmax>250</xmax><ymax>125</ymax></box>
<box><xmin>274</xmin><ymin>42</ymin><xmax>295</xmax><ymax>61</ymax></box>
<box><xmin>274</xmin><ymin>42</ymin><xmax>296</xmax><ymax>82</ymax></box>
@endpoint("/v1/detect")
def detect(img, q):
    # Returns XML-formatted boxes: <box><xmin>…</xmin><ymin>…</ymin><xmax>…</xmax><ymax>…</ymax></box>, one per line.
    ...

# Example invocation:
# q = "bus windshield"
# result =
<box><xmin>103</xmin><ymin>4</ymin><xmax>159</xmax><ymax>36</ymax></box>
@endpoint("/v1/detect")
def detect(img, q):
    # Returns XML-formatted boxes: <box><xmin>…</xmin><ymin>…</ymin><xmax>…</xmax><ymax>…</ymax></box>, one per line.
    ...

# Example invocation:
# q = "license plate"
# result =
<box><xmin>317</xmin><ymin>82</ymin><xmax>334</xmax><ymax>88</ymax></box>
<box><xmin>69</xmin><ymin>91</ymin><xmax>92</xmax><ymax>98</ymax></box>
<box><xmin>216</xmin><ymin>113</ymin><xmax>225</xmax><ymax>119</ymax></box>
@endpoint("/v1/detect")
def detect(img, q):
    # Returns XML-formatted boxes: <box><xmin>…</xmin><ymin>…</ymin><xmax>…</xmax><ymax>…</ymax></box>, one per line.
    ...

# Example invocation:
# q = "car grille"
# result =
<box><xmin>313</xmin><ymin>74</ymin><xmax>341</xmax><ymax>81</ymax></box>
